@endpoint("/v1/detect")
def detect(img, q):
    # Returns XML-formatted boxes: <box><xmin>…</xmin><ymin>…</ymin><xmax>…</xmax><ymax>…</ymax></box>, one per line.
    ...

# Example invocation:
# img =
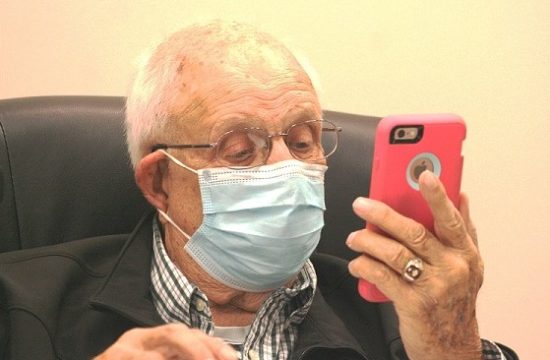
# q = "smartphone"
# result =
<box><xmin>358</xmin><ymin>114</ymin><xmax>466</xmax><ymax>302</ymax></box>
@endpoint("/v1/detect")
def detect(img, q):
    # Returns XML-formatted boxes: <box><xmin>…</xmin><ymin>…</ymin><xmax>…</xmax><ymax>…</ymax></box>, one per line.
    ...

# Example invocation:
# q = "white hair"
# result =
<box><xmin>125</xmin><ymin>21</ymin><xmax>320</xmax><ymax>168</ymax></box>
<box><xmin>125</xmin><ymin>32</ymin><xmax>187</xmax><ymax>168</ymax></box>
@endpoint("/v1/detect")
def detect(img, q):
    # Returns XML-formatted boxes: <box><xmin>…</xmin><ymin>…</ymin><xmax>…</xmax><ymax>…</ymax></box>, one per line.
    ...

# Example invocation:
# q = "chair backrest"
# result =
<box><xmin>0</xmin><ymin>96</ymin><xmax>380</xmax><ymax>258</ymax></box>
<box><xmin>0</xmin><ymin>96</ymin><xmax>150</xmax><ymax>252</ymax></box>
<box><xmin>319</xmin><ymin>111</ymin><xmax>380</xmax><ymax>259</ymax></box>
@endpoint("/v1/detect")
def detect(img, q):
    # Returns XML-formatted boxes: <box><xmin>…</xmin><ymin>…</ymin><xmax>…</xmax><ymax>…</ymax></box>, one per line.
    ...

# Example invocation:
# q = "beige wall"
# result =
<box><xmin>2</xmin><ymin>1</ymin><xmax>548</xmax><ymax>358</ymax></box>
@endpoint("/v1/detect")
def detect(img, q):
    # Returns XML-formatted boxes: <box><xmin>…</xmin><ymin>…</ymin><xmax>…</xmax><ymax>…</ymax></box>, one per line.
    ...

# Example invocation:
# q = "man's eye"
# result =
<box><xmin>289</xmin><ymin>140</ymin><xmax>313</xmax><ymax>152</ymax></box>
<box><xmin>223</xmin><ymin>146</ymin><xmax>255</xmax><ymax>163</ymax></box>
<box><xmin>219</xmin><ymin>133</ymin><xmax>257</xmax><ymax>164</ymax></box>
<box><xmin>287</xmin><ymin>129</ymin><xmax>315</xmax><ymax>153</ymax></box>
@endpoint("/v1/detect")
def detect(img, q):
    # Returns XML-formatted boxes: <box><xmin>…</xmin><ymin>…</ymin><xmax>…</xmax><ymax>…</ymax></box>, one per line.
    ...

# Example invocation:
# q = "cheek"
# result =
<box><xmin>166</xmin><ymin>171</ymin><xmax>204</xmax><ymax>231</ymax></box>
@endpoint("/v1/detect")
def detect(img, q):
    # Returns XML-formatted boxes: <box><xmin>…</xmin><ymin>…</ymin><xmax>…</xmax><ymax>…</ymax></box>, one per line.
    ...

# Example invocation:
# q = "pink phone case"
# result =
<box><xmin>358</xmin><ymin>114</ymin><xmax>466</xmax><ymax>302</ymax></box>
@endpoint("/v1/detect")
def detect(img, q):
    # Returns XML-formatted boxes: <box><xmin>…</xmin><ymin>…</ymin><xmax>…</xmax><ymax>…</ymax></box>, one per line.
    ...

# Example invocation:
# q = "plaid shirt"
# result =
<box><xmin>150</xmin><ymin>219</ymin><xmax>316</xmax><ymax>360</ymax></box>
<box><xmin>150</xmin><ymin>219</ymin><xmax>507</xmax><ymax>360</ymax></box>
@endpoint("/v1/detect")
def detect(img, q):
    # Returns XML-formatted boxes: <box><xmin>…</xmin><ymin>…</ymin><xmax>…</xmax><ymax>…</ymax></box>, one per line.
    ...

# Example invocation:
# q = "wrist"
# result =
<box><xmin>404</xmin><ymin>325</ymin><xmax>482</xmax><ymax>360</ymax></box>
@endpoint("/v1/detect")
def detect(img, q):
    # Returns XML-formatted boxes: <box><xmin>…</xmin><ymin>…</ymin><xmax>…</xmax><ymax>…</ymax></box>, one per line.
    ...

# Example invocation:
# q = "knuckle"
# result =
<box><xmin>407</xmin><ymin>224</ymin><xmax>428</xmax><ymax>246</ymax></box>
<box><xmin>373</xmin><ymin>265</ymin><xmax>393</xmax><ymax>284</ymax></box>
<box><xmin>122</xmin><ymin>327</ymin><xmax>147</xmax><ymax>340</ymax></box>
<box><xmin>389</xmin><ymin>246</ymin><xmax>410</xmax><ymax>269</ymax></box>
<box><xmin>454</xmin><ymin>258</ymin><xmax>471</xmax><ymax>277</ymax></box>
<box><xmin>374</xmin><ymin>202</ymin><xmax>393</xmax><ymax>222</ymax></box>
<box><xmin>444</xmin><ymin>254</ymin><xmax>471</xmax><ymax>280</ymax></box>
<box><xmin>446</xmin><ymin>255</ymin><xmax>482</xmax><ymax>289</ymax></box>
<box><xmin>445</xmin><ymin>210</ymin><xmax>465</xmax><ymax>232</ymax></box>
<box><xmin>162</xmin><ymin>323</ymin><xmax>180</xmax><ymax>334</ymax></box>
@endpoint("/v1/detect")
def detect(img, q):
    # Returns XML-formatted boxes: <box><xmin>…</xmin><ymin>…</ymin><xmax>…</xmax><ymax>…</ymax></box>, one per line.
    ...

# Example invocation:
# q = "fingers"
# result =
<box><xmin>347</xmin><ymin>229</ymin><xmax>430</xmax><ymax>274</ymax></box>
<box><xmin>354</xmin><ymin>171</ymin><xmax>477</xmax><ymax>253</ymax></box>
<box><xmin>97</xmin><ymin>324</ymin><xmax>239</xmax><ymax>360</ymax></box>
<box><xmin>162</xmin><ymin>326</ymin><xmax>237</xmax><ymax>360</ymax></box>
<box><xmin>458</xmin><ymin>193</ymin><xmax>479</xmax><ymax>247</ymax></box>
<box><xmin>202</xmin><ymin>334</ymin><xmax>240</xmax><ymax>360</ymax></box>
<box><xmin>348</xmin><ymin>172</ymin><xmax>484</xmax><ymax>359</ymax></box>
<box><xmin>418</xmin><ymin>171</ymin><xmax>470</xmax><ymax>249</ymax></box>
<box><xmin>351</xmin><ymin>197</ymin><xmax>445</xmax><ymax>263</ymax></box>
<box><xmin>347</xmin><ymin>253</ymin><xmax>416</xmax><ymax>301</ymax></box>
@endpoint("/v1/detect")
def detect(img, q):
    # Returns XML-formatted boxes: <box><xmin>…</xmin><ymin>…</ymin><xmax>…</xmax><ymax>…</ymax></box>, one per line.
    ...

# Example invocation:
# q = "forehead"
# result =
<box><xmin>163</xmin><ymin>34</ymin><xmax>322</xmax><ymax>142</ymax></box>
<box><xmin>182</xmin><ymin>75</ymin><xmax>322</xmax><ymax>142</ymax></box>
<box><xmin>210</xmin><ymin>103</ymin><xmax>320</xmax><ymax>137</ymax></box>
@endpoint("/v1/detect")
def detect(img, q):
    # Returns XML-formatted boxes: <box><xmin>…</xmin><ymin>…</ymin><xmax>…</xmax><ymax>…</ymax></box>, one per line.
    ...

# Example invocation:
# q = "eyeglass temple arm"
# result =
<box><xmin>151</xmin><ymin>143</ymin><xmax>214</xmax><ymax>152</ymax></box>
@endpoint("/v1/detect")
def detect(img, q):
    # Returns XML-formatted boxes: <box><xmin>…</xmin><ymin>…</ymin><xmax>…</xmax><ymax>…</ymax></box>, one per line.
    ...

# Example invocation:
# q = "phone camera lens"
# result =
<box><xmin>397</xmin><ymin>129</ymin><xmax>406</xmax><ymax>138</ymax></box>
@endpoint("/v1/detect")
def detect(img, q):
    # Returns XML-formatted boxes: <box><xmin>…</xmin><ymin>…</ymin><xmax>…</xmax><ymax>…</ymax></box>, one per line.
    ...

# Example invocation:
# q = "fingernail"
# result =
<box><xmin>346</xmin><ymin>231</ymin><xmax>357</xmax><ymax>247</ymax></box>
<box><xmin>220</xmin><ymin>346</ymin><xmax>239</xmax><ymax>360</ymax></box>
<box><xmin>348</xmin><ymin>259</ymin><xmax>358</xmax><ymax>276</ymax></box>
<box><xmin>353</xmin><ymin>197</ymin><xmax>371</xmax><ymax>212</ymax></box>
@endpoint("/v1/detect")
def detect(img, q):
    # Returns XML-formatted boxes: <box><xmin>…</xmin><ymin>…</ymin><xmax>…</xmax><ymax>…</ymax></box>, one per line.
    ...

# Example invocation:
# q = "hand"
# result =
<box><xmin>94</xmin><ymin>323</ymin><xmax>239</xmax><ymax>360</ymax></box>
<box><xmin>346</xmin><ymin>171</ymin><xmax>484</xmax><ymax>360</ymax></box>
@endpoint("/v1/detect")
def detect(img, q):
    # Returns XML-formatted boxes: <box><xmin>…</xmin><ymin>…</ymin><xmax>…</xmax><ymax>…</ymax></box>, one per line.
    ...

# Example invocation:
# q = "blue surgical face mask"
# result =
<box><xmin>158</xmin><ymin>150</ymin><xmax>327</xmax><ymax>292</ymax></box>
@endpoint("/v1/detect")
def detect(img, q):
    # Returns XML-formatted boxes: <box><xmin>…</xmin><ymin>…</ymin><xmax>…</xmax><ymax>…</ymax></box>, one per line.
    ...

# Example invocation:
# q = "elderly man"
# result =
<box><xmin>0</xmin><ymin>22</ymin><xmax>516</xmax><ymax>360</ymax></box>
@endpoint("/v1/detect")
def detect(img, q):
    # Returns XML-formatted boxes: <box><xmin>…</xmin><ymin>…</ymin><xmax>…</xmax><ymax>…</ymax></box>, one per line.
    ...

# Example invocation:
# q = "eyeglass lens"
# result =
<box><xmin>216</xmin><ymin>120</ymin><xmax>338</xmax><ymax>168</ymax></box>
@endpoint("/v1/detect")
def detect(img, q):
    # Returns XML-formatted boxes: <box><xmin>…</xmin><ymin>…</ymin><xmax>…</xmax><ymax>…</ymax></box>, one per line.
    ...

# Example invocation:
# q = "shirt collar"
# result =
<box><xmin>150</xmin><ymin>218</ymin><xmax>211</xmax><ymax>330</ymax></box>
<box><xmin>150</xmin><ymin>216</ymin><xmax>318</xmax><ymax>352</ymax></box>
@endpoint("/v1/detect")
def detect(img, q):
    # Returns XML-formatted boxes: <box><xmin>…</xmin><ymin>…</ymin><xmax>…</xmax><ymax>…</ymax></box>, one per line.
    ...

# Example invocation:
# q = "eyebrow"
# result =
<box><xmin>280</xmin><ymin>106</ymin><xmax>322</xmax><ymax>128</ymax></box>
<box><xmin>208</xmin><ymin>117</ymin><xmax>264</xmax><ymax>141</ymax></box>
<box><xmin>208</xmin><ymin>106</ymin><xmax>322</xmax><ymax>139</ymax></box>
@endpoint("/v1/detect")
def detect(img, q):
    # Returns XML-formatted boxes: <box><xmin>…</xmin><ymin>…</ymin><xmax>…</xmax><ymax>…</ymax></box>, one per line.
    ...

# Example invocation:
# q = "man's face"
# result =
<box><xmin>159</xmin><ymin>49</ymin><xmax>322</xmax><ymax>244</ymax></box>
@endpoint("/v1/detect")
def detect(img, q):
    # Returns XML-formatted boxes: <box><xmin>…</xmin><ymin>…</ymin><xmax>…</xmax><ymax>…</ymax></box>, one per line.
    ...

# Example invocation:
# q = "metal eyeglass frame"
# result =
<box><xmin>151</xmin><ymin>119</ymin><xmax>342</xmax><ymax>167</ymax></box>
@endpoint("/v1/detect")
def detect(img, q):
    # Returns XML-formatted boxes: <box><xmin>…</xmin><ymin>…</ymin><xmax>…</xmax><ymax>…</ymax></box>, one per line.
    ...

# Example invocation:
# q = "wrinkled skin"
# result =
<box><xmin>98</xmin><ymin>23</ymin><xmax>322</xmax><ymax>359</ymax></box>
<box><xmin>347</xmin><ymin>170</ymin><xmax>484</xmax><ymax>360</ymax></box>
<box><xmin>98</xmin><ymin>22</ymin><xmax>485</xmax><ymax>360</ymax></box>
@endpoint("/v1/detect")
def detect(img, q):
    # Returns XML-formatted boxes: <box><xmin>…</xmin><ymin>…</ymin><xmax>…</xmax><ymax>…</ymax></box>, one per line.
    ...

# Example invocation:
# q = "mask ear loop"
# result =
<box><xmin>157</xmin><ymin>149</ymin><xmax>198</xmax><ymax>240</ymax></box>
<box><xmin>157</xmin><ymin>209</ymin><xmax>192</xmax><ymax>240</ymax></box>
<box><xmin>155</xmin><ymin>149</ymin><xmax>197</xmax><ymax>240</ymax></box>
<box><xmin>157</xmin><ymin>149</ymin><xmax>199</xmax><ymax>174</ymax></box>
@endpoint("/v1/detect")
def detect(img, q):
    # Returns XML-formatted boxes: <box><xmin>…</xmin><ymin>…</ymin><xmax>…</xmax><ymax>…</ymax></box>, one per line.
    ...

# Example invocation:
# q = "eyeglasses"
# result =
<box><xmin>152</xmin><ymin>119</ymin><xmax>342</xmax><ymax>169</ymax></box>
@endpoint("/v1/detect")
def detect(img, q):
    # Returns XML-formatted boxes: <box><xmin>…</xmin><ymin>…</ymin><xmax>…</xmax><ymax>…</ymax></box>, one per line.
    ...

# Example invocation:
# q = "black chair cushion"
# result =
<box><xmin>0</xmin><ymin>96</ymin><xmax>151</xmax><ymax>252</ymax></box>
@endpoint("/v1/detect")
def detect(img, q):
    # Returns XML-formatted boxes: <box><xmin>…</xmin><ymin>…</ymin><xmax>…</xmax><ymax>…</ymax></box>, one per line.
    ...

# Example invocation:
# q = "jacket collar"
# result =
<box><xmin>90</xmin><ymin>212</ymin><xmax>164</xmax><ymax>327</ymax></box>
<box><xmin>292</xmin><ymin>288</ymin><xmax>369</xmax><ymax>360</ymax></box>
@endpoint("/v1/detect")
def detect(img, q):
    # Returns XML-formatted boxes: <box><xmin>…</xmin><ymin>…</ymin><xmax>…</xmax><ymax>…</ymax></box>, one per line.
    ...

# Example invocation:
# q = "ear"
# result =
<box><xmin>135</xmin><ymin>151</ymin><xmax>169</xmax><ymax>212</ymax></box>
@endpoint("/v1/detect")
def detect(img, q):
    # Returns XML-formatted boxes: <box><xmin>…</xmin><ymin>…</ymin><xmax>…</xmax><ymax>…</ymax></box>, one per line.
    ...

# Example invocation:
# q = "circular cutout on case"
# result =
<box><xmin>406</xmin><ymin>152</ymin><xmax>441</xmax><ymax>191</ymax></box>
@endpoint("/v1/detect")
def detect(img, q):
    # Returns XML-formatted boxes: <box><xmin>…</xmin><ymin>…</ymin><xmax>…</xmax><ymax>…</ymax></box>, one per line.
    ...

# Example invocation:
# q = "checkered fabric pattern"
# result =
<box><xmin>150</xmin><ymin>219</ymin><xmax>316</xmax><ymax>360</ymax></box>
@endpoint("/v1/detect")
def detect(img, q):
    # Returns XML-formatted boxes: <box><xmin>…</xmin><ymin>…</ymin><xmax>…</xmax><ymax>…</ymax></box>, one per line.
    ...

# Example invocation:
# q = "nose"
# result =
<box><xmin>265</xmin><ymin>137</ymin><xmax>294</xmax><ymax>165</ymax></box>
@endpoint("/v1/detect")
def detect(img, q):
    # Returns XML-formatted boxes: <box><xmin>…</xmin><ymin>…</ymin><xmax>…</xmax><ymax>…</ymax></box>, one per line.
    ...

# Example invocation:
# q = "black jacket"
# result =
<box><xmin>0</xmin><ymin>213</ymin><xmax>517</xmax><ymax>360</ymax></box>
<box><xmin>0</xmin><ymin>213</ymin><xmax>392</xmax><ymax>360</ymax></box>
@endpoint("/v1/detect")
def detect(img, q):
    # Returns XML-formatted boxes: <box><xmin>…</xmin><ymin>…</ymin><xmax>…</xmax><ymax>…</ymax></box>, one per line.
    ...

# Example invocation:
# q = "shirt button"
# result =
<box><xmin>195</xmin><ymin>299</ymin><xmax>207</xmax><ymax>312</ymax></box>
<box><xmin>248</xmin><ymin>349</ymin><xmax>259</xmax><ymax>360</ymax></box>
